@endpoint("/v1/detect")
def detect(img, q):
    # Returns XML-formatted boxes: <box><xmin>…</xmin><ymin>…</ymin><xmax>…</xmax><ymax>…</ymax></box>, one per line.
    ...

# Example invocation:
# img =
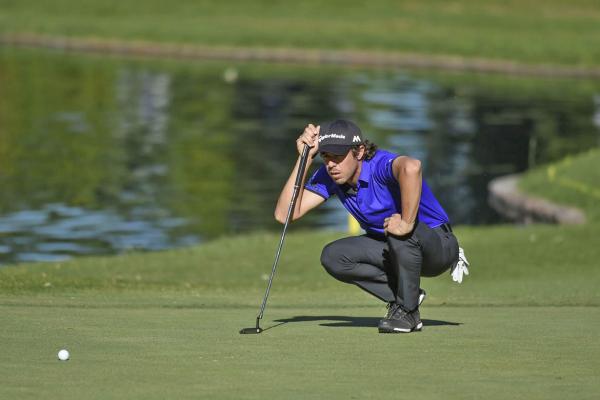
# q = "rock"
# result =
<box><xmin>488</xmin><ymin>174</ymin><xmax>586</xmax><ymax>225</ymax></box>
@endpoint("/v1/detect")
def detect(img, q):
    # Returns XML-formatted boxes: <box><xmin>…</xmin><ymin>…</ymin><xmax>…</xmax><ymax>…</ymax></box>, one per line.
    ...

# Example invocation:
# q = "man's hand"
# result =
<box><xmin>383</xmin><ymin>213</ymin><xmax>415</xmax><ymax>237</ymax></box>
<box><xmin>297</xmin><ymin>124</ymin><xmax>320</xmax><ymax>158</ymax></box>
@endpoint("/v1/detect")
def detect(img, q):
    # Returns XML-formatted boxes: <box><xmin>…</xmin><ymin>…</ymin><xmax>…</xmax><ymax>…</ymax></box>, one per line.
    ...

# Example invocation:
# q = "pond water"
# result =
<box><xmin>1</xmin><ymin>49</ymin><xmax>599</xmax><ymax>264</ymax></box>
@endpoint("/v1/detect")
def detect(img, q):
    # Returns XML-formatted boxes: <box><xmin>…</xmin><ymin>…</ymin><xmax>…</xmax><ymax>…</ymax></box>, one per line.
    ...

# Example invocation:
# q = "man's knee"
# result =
<box><xmin>320</xmin><ymin>241</ymin><xmax>351</xmax><ymax>281</ymax></box>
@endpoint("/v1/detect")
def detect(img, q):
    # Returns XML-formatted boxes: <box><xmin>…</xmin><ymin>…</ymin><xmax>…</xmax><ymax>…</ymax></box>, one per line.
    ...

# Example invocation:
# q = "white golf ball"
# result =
<box><xmin>58</xmin><ymin>349</ymin><xmax>70</xmax><ymax>361</ymax></box>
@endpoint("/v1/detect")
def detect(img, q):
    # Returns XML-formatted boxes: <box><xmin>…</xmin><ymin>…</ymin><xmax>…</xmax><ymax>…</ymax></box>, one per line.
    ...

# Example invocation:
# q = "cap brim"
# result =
<box><xmin>319</xmin><ymin>144</ymin><xmax>353</xmax><ymax>156</ymax></box>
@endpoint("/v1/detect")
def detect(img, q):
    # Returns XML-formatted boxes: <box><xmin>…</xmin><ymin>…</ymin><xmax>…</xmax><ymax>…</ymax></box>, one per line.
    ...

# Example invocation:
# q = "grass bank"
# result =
<box><xmin>1</xmin><ymin>223</ymin><xmax>599</xmax><ymax>307</ymax></box>
<box><xmin>520</xmin><ymin>148</ymin><xmax>600</xmax><ymax>222</ymax></box>
<box><xmin>1</xmin><ymin>0</ymin><xmax>599</xmax><ymax>67</ymax></box>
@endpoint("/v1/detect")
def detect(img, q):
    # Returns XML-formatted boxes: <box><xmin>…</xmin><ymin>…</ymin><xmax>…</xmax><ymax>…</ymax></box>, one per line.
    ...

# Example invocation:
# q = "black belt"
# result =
<box><xmin>438</xmin><ymin>223</ymin><xmax>452</xmax><ymax>233</ymax></box>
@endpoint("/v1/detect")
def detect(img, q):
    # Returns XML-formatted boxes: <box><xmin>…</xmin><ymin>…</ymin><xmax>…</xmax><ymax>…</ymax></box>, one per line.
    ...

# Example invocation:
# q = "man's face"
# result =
<box><xmin>320</xmin><ymin>149</ymin><xmax>360</xmax><ymax>185</ymax></box>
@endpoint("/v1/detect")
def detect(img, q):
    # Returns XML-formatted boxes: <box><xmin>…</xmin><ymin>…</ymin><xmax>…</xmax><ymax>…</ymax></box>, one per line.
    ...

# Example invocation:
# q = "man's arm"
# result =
<box><xmin>274</xmin><ymin>124</ymin><xmax>326</xmax><ymax>223</ymax></box>
<box><xmin>383</xmin><ymin>156</ymin><xmax>422</xmax><ymax>236</ymax></box>
<box><xmin>274</xmin><ymin>158</ymin><xmax>325</xmax><ymax>223</ymax></box>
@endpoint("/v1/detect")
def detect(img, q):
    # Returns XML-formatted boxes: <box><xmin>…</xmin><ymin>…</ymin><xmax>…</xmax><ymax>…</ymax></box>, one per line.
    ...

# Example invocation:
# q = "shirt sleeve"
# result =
<box><xmin>304</xmin><ymin>166</ymin><xmax>335</xmax><ymax>200</ymax></box>
<box><xmin>372</xmin><ymin>152</ymin><xmax>399</xmax><ymax>185</ymax></box>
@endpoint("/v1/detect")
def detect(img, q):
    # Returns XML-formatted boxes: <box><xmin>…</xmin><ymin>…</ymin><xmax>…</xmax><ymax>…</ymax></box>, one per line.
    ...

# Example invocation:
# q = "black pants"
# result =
<box><xmin>320</xmin><ymin>221</ymin><xmax>459</xmax><ymax>311</ymax></box>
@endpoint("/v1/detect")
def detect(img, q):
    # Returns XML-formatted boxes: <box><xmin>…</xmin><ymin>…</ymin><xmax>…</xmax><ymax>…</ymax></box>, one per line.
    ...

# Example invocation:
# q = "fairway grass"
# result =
<box><xmin>2</xmin><ymin>298</ymin><xmax>599</xmax><ymax>400</ymax></box>
<box><xmin>1</xmin><ymin>0</ymin><xmax>600</xmax><ymax>66</ymax></box>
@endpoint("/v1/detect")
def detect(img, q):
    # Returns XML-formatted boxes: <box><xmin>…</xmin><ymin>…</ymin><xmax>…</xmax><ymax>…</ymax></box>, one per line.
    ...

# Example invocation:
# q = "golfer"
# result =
<box><xmin>275</xmin><ymin>119</ymin><xmax>469</xmax><ymax>333</ymax></box>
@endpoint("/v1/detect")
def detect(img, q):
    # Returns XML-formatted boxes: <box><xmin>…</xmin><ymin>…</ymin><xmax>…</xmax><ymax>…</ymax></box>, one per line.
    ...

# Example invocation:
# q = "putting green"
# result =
<box><xmin>1</xmin><ymin>294</ymin><xmax>598</xmax><ymax>399</ymax></box>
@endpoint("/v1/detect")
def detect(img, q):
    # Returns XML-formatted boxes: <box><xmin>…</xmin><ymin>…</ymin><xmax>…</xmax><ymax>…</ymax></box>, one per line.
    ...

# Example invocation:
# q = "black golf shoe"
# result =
<box><xmin>378</xmin><ymin>307</ymin><xmax>422</xmax><ymax>333</ymax></box>
<box><xmin>380</xmin><ymin>302</ymin><xmax>400</xmax><ymax>323</ymax></box>
<box><xmin>378</xmin><ymin>289</ymin><xmax>426</xmax><ymax>331</ymax></box>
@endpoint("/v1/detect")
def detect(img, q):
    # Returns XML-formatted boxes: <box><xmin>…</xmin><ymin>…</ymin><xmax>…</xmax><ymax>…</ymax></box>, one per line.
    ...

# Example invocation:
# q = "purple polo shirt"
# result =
<box><xmin>305</xmin><ymin>150</ymin><xmax>450</xmax><ymax>236</ymax></box>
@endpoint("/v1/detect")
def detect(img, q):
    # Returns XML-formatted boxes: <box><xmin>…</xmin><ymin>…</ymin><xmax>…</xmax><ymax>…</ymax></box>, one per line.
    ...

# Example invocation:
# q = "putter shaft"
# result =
<box><xmin>256</xmin><ymin>144</ymin><xmax>310</xmax><ymax>323</ymax></box>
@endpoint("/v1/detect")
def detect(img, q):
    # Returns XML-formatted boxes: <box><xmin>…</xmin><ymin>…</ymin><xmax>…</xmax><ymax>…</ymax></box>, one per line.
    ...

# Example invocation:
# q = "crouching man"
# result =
<box><xmin>275</xmin><ymin>120</ymin><xmax>468</xmax><ymax>333</ymax></box>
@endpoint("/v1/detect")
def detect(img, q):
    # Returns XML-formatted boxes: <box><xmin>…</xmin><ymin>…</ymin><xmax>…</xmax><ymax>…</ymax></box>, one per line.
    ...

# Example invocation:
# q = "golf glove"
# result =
<box><xmin>451</xmin><ymin>247</ymin><xmax>470</xmax><ymax>283</ymax></box>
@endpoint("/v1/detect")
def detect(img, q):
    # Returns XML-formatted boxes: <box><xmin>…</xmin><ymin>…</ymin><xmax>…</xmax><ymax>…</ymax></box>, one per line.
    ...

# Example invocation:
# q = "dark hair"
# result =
<box><xmin>352</xmin><ymin>140</ymin><xmax>377</xmax><ymax>160</ymax></box>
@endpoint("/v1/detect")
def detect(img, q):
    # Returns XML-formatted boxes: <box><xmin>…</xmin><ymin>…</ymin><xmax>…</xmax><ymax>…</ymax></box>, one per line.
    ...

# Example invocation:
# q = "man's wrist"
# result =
<box><xmin>399</xmin><ymin>220</ymin><xmax>415</xmax><ymax>236</ymax></box>
<box><xmin>401</xmin><ymin>219</ymin><xmax>415</xmax><ymax>229</ymax></box>
<box><xmin>388</xmin><ymin>221</ymin><xmax>414</xmax><ymax>237</ymax></box>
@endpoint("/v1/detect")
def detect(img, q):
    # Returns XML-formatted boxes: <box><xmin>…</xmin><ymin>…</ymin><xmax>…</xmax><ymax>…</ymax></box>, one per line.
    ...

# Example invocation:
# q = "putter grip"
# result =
<box><xmin>294</xmin><ymin>144</ymin><xmax>310</xmax><ymax>188</ymax></box>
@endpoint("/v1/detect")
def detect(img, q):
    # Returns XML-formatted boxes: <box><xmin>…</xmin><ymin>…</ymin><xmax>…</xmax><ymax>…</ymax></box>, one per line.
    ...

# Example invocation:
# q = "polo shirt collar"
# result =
<box><xmin>357</xmin><ymin>157</ymin><xmax>372</xmax><ymax>187</ymax></box>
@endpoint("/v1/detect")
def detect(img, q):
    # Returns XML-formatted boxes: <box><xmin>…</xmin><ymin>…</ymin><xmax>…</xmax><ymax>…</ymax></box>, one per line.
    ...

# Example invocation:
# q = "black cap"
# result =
<box><xmin>318</xmin><ymin>119</ymin><xmax>364</xmax><ymax>155</ymax></box>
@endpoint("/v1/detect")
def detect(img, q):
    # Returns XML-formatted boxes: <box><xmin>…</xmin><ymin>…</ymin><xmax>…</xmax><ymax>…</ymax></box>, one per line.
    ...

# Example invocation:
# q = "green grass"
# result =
<box><xmin>2</xmin><ymin>223</ymin><xmax>600</xmax><ymax>398</ymax></box>
<box><xmin>1</xmin><ymin>0</ymin><xmax>600</xmax><ymax>66</ymax></box>
<box><xmin>520</xmin><ymin>148</ymin><xmax>600</xmax><ymax>222</ymax></box>
<box><xmin>2</xmin><ymin>150</ymin><xmax>600</xmax><ymax>398</ymax></box>
<box><xmin>1</xmin><ymin>225</ymin><xmax>599</xmax><ymax>306</ymax></box>
<box><xmin>2</xmin><ymin>304</ymin><xmax>598</xmax><ymax>399</ymax></box>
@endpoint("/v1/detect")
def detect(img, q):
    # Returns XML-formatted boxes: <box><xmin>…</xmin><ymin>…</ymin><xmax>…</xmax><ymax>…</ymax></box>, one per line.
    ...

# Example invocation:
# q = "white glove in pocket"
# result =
<box><xmin>451</xmin><ymin>247</ymin><xmax>470</xmax><ymax>283</ymax></box>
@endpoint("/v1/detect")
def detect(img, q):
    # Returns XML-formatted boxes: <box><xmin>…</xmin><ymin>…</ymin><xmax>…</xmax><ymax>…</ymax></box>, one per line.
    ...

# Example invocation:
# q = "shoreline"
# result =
<box><xmin>2</xmin><ymin>33</ymin><xmax>600</xmax><ymax>78</ymax></box>
<box><xmin>488</xmin><ymin>174</ymin><xmax>586</xmax><ymax>225</ymax></box>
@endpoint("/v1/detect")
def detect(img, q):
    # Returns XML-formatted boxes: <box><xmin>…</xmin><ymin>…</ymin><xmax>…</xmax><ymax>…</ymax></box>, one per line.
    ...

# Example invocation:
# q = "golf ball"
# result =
<box><xmin>58</xmin><ymin>349</ymin><xmax>70</xmax><ymax>361</ymax></box>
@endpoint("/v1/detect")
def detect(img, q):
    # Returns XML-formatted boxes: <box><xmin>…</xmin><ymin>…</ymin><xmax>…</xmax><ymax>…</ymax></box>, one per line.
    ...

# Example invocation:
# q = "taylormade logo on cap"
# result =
<box><xmin>317</xmin><ymin>119</ymin><xmax>364</xmax><ymax>155</ymax></box>
<box><xmin>319</xmin><ymin>134</ymin><xmax>346</xmax><ymax>142</ymax></box>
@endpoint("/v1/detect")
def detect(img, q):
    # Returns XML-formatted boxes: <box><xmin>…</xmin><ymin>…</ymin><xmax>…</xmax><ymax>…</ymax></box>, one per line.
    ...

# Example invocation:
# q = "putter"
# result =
<box><xmin>240</xmin><ymin>144</ymin><xmax>311</xmax><ymax>334</ymax></box>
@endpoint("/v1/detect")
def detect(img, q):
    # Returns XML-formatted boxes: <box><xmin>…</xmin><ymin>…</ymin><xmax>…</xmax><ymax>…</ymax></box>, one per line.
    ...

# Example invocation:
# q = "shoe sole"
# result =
<box><xmin>378</xmin><ymin>322</ymin><xmax>423</xmax><ymax>334</ymax></box>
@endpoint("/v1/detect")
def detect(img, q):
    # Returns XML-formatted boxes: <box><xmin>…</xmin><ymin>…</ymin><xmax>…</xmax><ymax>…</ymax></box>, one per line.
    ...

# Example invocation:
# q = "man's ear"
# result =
<box><xmin>355</xmin><ymin>145</ymin><xmax>366</xmax><ymax>161</ymax></box>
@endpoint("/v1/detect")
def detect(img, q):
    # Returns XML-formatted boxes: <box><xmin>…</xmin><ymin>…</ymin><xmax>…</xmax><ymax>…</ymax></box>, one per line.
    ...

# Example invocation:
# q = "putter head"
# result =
<box><xmin>239</xmin><ymin>327</ymin><xmax>263</xmax><ymax>334</ymax></box>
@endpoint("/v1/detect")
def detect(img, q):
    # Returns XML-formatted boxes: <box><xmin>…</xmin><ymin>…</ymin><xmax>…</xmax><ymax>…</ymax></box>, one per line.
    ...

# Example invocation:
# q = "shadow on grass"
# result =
<box><xmin>273</xmin><ymin>315</ymin><xmax>461</xmax><ymax>328</ymax></box>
